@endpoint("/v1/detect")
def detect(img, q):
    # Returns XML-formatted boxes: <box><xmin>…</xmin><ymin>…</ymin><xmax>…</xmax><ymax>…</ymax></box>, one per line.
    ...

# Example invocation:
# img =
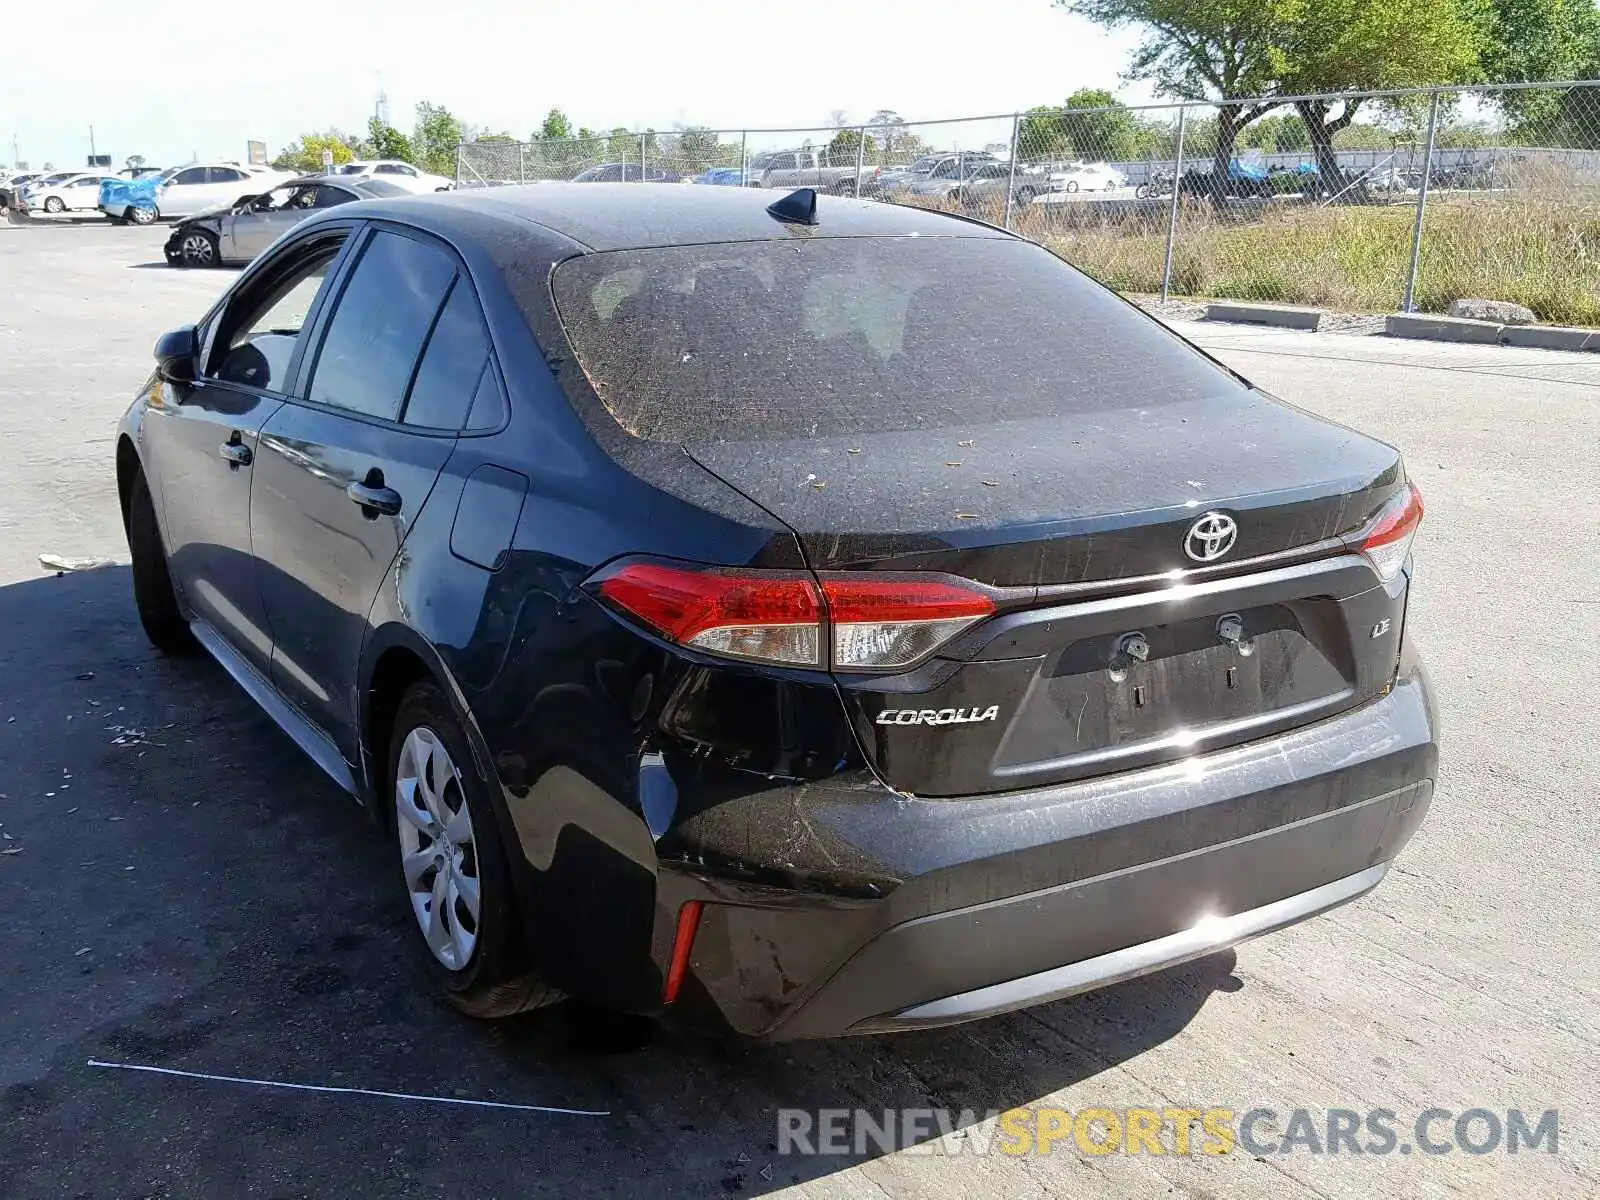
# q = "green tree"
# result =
<box><xmin>1277</xmin><ymin>0</ymin><xmax>1483</xmax><ymax>182</ymax></box>
<box><xmin>1063</xmin><ymin>1</ymin><xmax>1300</xmax><ymax>178</ymax></box>
<box><xmin>538</xmin><ymin>108</ymin><xmax>574</xmax><ymax>141</ymax></box>
<box><xmin>1020</xmin><ymin>90</ymin><xmax>1171</xmax><ymax>161</ymax></box>
<box><xmin>671</xmin><ymin>126</ymin><xmax>726</xmax><ymax>171</ymax></box>
<box><xmin>1476</xmin><ymin>0</ymin><xmax>1600</xmax><ymax>143</ymax></box>
<box><xmin>1063</xmin><ymin>0</ymin><xmax>1485</xmax><ymax>186</ymax></box>
<box><xmin>367</xmin><ymin>116</ymin><xmax>413</xmax><ymax>162</ymax></box>
<box><xmin>1238</xmin><ymin>112</ymin><xmax>1310</xmax><ymax>151</ymax></box>
<box><xmin>867</xmin><ymin>108</ymin><xmax>914</xmax><ymax>160</ymax></box>
<box><xmin>826</xmin><ymin>127</ymin><xmax>875</xmax><ymax>163</ymax></box>
<box><xmin>413</xmin><ymin>102</ymin><xmax>466</xmax><ymax>176</ymax></box>
<box><xmin>605</xmin><ymin>127</ymin><xmax>639</xmax><ymax>162</ymax></box>
<box><xmin>271</xmin><ymin>130</ymin><xmax>360</xmax><ymax>173</ymax></box>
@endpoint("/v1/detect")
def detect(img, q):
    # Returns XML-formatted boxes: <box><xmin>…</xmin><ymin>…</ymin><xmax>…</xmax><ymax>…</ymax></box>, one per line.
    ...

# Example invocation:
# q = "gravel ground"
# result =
<box><xmin>1</xmin><ymin>219</ymin><xmax>1596</xmax><ymax>1199</ymax></box>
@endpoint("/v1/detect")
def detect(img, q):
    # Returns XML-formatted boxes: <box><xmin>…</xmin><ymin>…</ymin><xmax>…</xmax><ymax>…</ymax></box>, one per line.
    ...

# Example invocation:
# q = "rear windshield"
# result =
<box><xmin>549</xmin><ymin>236</ymin><xmax>1234</xmax><ymax>443</ymax></box>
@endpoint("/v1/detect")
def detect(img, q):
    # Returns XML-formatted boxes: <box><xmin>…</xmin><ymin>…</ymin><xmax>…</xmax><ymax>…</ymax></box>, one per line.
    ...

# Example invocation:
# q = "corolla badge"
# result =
<box><xmin>1184</xmin><ymin>512</ymin><xmax>1238</xmax><ymax>562</ymax></box>
<box><xmin>876</xmin><ymin>706</ymin><xmax>1000</xmax><ymax>727</ymax></box>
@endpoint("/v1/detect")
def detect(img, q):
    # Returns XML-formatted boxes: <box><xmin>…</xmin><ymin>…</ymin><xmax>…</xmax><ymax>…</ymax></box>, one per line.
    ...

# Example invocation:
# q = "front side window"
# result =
<box><xmin>209</xmin><ymin>237</ymin><xmax>347</xmax><ymax>391</ymax></box>
<box><xmin>170</xmin><ymin>167</ymin><xmax>206</xmax><ymax>186</ymax></box>
<box><xmin>306</xmin><ymin>229</ymin><xmax>455</xmax><ymax>420</ymax></box>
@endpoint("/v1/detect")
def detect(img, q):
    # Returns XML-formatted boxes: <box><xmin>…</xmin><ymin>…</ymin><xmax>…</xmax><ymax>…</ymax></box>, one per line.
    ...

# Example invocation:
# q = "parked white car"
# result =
<box><xmin>151</xmin><ymin>163</ymin><xmax>290</xmax><ymax>219</ymax></box>
<box><xmin>1045</xmin><ymin>161</ymin><xmax>1128</xmax><ymax>193</ymax></box>
<box><xmin>19</xmin><ymin>170</ymin><xmax>86</xmax><ymax>204</ymax></box>
<box><xmin>334</xmin><ymin>160</ymin><xmax>453</xmax><ymax>194</ymax></box>
<box><xmin>24</xmin><ymin>172</ymin><xmax>113</xmax><ymax>213</ymax></box>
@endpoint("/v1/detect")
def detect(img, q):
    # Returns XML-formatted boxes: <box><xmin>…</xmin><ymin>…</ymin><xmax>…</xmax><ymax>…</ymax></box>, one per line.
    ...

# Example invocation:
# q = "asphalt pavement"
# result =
<box><xmin>0</xmin><ymin>219</ymin><xmax>1595</xmax><ymax>1198</ymax></box>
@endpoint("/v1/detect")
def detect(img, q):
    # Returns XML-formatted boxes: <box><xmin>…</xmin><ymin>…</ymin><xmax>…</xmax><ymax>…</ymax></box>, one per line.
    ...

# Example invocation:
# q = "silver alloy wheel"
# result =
<box><xmin>130</xmin><ymin>205</ymin><xmax>156</xmax><ymax>225</ymax></box>
<box><xmin>180</xmin><ymin>231</ymin><xmax>215</xmax><ymax>266</ymax></box>
<box><xmin>394</xmin><ymin>726</ymin><xmax>481</xmax><ymax>971</ymax></box>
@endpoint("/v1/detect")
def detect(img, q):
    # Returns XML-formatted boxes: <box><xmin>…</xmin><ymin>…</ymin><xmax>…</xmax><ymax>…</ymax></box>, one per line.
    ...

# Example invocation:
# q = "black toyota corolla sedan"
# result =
<box><xmin>116</xmin><ymin>183</ymin><xmax>1437</xmax><ymax>1037</ymax></box>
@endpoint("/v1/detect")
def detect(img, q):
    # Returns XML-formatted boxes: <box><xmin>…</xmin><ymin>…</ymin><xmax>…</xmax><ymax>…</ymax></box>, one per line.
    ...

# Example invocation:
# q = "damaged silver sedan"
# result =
<box><xmin>163</xmin><ymin>175</ymin><xmax>407</xmax><ymax>268</ymax></box>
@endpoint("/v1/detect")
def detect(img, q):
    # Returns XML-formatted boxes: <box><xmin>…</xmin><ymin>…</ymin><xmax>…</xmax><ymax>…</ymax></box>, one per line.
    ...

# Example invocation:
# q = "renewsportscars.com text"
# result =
<box><xmin>777</xmin><ymin>1106</ymin><xmax>1559</xmax><ymax>1158</ymax></box>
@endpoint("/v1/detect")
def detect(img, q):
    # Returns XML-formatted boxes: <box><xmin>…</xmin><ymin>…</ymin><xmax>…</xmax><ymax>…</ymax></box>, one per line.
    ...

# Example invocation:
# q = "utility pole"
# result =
<box><xmin>89</xmin><ymin>124</ymin><xmax>96</xmax><ymax>162</ymax></box>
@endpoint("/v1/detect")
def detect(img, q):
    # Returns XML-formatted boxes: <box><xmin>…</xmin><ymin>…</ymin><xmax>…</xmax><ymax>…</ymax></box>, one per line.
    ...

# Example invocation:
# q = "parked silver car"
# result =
<box><xmin>889</xmin><ymin>152</ymin><xmax>1000</xmax><ymax>203</ymax></box>
<box><xmin>751</xmin><ymin>148</ymin><xmax>878</xmax><ymax>195</ymax></box>
<box><xmin>162</xmin><ymin>175</ymin><xmax>407</xmax><ymax>268</ymax></box>
<box><xmin>956</xmin><ymin>161</ymin><xmax>1052</xmax><ymax>209</ymax></box>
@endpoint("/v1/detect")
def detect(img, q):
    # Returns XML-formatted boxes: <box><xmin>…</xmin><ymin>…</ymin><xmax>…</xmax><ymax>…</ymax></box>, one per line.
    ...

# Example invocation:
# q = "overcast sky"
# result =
<box><xmin>1</xmin><ymin>0</ymin><xmax>1147</xmax><ymax>169</ymax></box>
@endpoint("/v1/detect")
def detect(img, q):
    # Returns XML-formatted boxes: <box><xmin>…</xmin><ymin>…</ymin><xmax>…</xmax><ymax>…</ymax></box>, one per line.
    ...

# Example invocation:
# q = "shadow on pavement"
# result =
<box><xmin>0</xmin><ymin>567</ymin><xmax>1236</xmax><ymax>1198</ymax></box>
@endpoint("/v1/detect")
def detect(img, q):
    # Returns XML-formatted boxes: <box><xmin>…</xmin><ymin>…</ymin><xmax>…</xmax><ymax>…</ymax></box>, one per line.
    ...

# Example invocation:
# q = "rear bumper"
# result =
<box><xmin>849</xmin><ymin>843</ymin><xmax>1396</xmax><ymax>1034</ymax></box>
<box><xmin>662</xmin><ymin>646</ymin><xmax>1437</xmax><ymax>1039</ymax></box>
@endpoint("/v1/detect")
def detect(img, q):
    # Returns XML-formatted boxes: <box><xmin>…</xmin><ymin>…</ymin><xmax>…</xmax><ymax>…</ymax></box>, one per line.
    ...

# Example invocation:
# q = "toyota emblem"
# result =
<box><xmin>1184</xmin><ymin>512</ymin><xmax>1238</xmax><ymax>562</ymax></box>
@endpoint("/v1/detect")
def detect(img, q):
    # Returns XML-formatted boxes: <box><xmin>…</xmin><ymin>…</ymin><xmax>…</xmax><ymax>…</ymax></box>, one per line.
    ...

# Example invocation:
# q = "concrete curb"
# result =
<box><xmin>1384</xmin><ymin>314</ymin><xmax>1504</xmax><ymax>344</ymax></box>
<box><xmin>1500</xmin><ymin>324</ymin><xmax>1600</xmax><ymax>352</ymax></box>
<box><xmin>1383</xmin><ymin>312</ymin><xmax>1600</xmax><ymax>351</ymax></box>
<box><xmin>1205</xmin><ymin>302</ymin><xmax>1325</xmax><ymax>331</ymax></box>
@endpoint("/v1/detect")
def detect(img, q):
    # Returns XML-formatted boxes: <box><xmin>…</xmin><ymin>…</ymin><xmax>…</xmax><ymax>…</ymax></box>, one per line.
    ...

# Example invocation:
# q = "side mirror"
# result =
<box><xmin>154</xmin><ymin>325</ymin><xmax>198</xmax><ymax>383</ymax></box>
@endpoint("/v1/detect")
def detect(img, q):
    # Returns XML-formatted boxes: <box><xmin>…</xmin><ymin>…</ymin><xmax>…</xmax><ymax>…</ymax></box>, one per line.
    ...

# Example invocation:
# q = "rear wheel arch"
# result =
<box><xmin>361</xmin><ymin>638</ymin><xmax>439</xmax><ymax>820</ymax></box>
<box><xmin>358</xmin><ymin>629</ymin><xmax>493</xmax><ymax>818</ymax></box>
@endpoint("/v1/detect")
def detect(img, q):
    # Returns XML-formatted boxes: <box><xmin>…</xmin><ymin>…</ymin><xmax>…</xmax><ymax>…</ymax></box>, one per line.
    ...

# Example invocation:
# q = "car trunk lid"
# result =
<box><xmin>686</xmin><ymin>394</ymin><xmax>1409</xmax><ymax>797</ymax></box>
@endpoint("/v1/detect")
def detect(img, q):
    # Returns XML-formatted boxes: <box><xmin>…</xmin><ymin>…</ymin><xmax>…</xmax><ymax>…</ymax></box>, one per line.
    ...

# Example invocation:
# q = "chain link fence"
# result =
<box><xmin>457</xmin><ymin>80</ymin><xmax>1600</xmax><ymax>325</ymax></box>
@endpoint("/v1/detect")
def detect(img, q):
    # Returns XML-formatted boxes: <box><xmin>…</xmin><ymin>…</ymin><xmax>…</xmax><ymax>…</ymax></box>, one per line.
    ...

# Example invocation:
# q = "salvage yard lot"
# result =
<box><xmin>0</xmin><ymin>219</ymin><xmax>1596</xmax><ymax>1198</ymax></box>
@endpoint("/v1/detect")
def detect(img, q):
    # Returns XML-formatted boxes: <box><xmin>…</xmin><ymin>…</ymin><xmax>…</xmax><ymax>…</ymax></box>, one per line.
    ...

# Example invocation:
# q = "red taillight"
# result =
<box><xmin>599</xmin><ymin>563</ymin><xmax>822</xmax><ymax>666</ymax></box>
<box><xmin>594</xmin><ymin>562</ymin><xmax>994</xmax><ymax>671</ymax></box>
<box><xmin>1361</xmin><ymin>483</ymin><xmax>1424</xmax><ymax>581</ymax></box>
<box><xmin>663</xmin><ymin>900</ymin><xmax>703</xmax><ymax>1005</ymax></box>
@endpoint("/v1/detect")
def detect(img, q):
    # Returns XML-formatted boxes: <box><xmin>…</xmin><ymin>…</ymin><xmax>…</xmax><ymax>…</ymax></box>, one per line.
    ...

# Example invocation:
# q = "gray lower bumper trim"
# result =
<box><xmin>862</xmin><ymin>861</ymin><xmax>1389</xmax><ymax>1031</ymax></box>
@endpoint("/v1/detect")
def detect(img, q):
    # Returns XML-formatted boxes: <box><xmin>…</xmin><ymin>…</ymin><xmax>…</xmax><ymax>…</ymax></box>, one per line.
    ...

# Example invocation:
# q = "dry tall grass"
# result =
<box><xmin>948</xmin><ymin>159</ymin><xmax>1600</xmax><ymax>325</ymax></box>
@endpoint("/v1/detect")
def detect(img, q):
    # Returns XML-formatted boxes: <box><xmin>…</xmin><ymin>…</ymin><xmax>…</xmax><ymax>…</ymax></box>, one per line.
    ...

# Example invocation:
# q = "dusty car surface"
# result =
<box><xmin>163</xmin><ymin>175</ymin><xmax>408</xmax><ymax>267</ymax></box>
<box><xmin>117</xmin><ymin>183</ymin><xmax>1437</xmax><ymax>1038</ymax></box>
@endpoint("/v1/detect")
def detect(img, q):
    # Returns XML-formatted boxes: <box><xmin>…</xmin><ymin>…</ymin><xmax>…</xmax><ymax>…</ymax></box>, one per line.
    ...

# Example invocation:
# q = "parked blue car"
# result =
<box><xmin>692</xmin><ymin>166</ymin><xmax>748</xmax><ymax>186</ymax></box>
<box><xmin>100</xmin><ymin>172</ymin><xmax>167</xmax><ymax>224</ymax></box>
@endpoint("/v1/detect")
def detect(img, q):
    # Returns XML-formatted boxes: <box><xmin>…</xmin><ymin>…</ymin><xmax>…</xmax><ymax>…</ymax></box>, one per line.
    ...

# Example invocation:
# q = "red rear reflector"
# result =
<box><xmin>663</xmin><ymin>900</ymin><xmax>703</xmax><ymax>1005</ymax></box>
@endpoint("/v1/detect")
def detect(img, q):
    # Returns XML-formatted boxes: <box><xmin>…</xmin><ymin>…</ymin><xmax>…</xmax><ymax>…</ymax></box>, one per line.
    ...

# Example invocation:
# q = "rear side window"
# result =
<box><xmin>547</xmin><ymin>236</ymin><xmax>1236</xmax><ymax>443</ymax></box>
<box><xmin>307</xmin><ymin>229</ymin><xmax>455</xmax><ymax>420</ymax></box>
<box><xmin>403</xmin><ymin>281</ymin><xmax>491</xmax><ymax>431</ymax></box>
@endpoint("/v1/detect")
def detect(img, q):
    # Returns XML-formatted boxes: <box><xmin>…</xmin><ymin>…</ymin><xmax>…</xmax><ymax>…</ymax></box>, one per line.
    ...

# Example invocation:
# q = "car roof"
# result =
<box><xmin>348</xmin><ymin>182</ymin><xmax>1014</xmax><ymax>252</ymax></box>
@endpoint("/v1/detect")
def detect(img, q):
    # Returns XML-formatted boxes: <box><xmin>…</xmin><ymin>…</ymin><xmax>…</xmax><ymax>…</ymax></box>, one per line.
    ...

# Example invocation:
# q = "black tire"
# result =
<box><xmin>388</xmin><ymin>682</ymin><xmax>559</xmax><ymax>1019</ymax></box>
<box><xmin>129</xmin><ymin>205</ymin><xmax>157</xmax><ymax>225</ymax></box>
<box><xmin>178</xmin><ymin>227</ymin><xmax>219</xmax><ymax>268</ymax></box>
<box><xmin>126</xmin><ymin>471</ymin><xmax>196</xmax><ymax>654</ymax></box>
<box><xmin>1015</xmin><ymin>186</ymin><xmax>1035</xmax><ymax>206</ymax></box>
<box><xmin>1064</xmin><ymin>180</ymin><xmax>1080</xmax><ymax>194</ymax></box>
<box><xmin>43</xmin><ymin>196</ymin><xmax>64</xmax><ymax>214</ymax></box>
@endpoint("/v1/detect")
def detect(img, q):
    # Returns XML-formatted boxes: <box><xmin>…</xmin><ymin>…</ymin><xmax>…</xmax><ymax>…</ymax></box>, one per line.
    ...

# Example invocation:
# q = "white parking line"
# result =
<box><xmin>87</xmin><ymin>1059</ymin><xmax>611</xmax><ymax>1116</ymax></box>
